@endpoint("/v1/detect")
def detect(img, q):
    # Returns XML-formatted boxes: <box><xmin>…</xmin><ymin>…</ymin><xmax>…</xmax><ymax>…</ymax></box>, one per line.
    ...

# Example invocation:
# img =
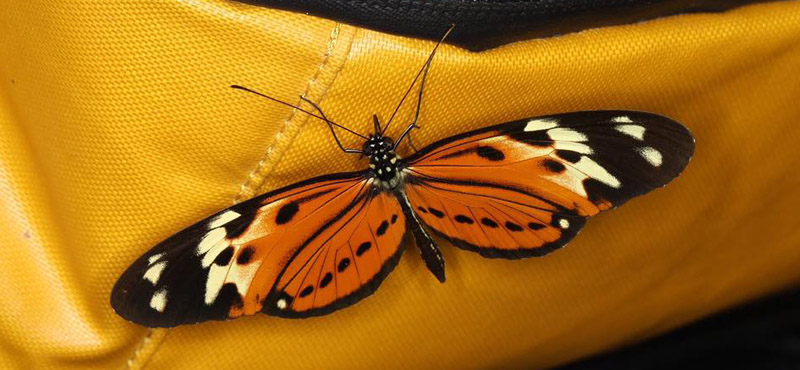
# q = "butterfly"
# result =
<box><xmin>111</xmin><ymin>28</ymin><xmax>695</xmax><ymax>328</ymax></box>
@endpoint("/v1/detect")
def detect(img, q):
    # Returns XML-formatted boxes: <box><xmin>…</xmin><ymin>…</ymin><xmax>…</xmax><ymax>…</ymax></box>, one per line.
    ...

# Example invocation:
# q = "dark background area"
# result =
<box><xmin>559</xmin><ymin>287</ymin><xmax>800</xmax><ymax>370</ymax></box>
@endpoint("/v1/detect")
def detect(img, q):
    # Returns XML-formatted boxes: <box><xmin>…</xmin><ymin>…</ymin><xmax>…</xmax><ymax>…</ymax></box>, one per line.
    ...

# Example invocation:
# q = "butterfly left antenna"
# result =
<box><xmin>389</xmin><ymin>24</ymin><xmax>455</xmax><ymax>150</ymax></box>
<box><xmin>392</xmin><ymin>53</ymin><xmax>433</xmax><ymax>150</ymax></box>
<box><xmin>382</xmin><ymin>24</ymin><xmax>455</xmax><ymax>138</ymax></box>
<box><xmin>231</xmin><ymin>85</ymin><xmax>367</xmax><ymax>154</ymax></box>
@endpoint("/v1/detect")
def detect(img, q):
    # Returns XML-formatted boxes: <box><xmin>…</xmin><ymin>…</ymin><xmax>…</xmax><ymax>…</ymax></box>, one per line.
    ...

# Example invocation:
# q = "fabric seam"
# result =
<box><xmin>123</xmin><ymin>22</ymin><xmax>357</xmax><ymax>370</ymax></box>
<box><xmin>233</xmin><ymin>23</ymin><xmax>357</xmax><ymax>203</ymax></box>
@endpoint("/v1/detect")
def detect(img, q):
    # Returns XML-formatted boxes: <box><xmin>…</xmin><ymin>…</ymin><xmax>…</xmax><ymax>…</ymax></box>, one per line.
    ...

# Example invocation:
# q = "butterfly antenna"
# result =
<box><xmin>372</xmin><ymin>114</ymin><xmax>381</xmax><ymax>135</ymax></box>
<box><xmin>300</xmin><ymin>96</ymin><xmax>364</xmax><ymax>154</ymax></box>
<box><xmin>230</xmin><ymin>85</ymin><xmax>368</xmax><ymax>140</ymax></box>
<box><xmin>381</xmin><ymin>24</ymin><xmax>455</xmax><ymax>136</ymax></box>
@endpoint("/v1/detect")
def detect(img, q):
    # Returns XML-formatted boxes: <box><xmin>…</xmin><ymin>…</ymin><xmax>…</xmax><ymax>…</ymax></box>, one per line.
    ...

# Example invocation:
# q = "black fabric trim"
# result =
<box><xmin>236</xmin><ymin>0</ymin><xmax>779</xmax><ymax>50</ymax></box>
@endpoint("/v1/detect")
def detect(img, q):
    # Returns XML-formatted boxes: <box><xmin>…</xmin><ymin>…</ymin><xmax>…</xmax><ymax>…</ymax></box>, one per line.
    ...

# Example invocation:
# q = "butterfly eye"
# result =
<box><xmin>362</xmin><ymin>140</ymin><xmax>377</xmax><ymax>155</ymax></box>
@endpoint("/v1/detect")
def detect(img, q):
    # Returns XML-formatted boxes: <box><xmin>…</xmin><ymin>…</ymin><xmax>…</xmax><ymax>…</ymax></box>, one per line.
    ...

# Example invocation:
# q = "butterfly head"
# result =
<box><xmin>362</xmin><ymin>135</ymin><xmax>393</xmax><ymax>156</ymax></box>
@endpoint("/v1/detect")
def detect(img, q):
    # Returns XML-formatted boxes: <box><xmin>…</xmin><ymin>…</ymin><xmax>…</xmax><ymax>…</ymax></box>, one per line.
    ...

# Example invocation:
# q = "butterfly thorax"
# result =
<box><xmin>363</xmin><ymin>135</ymin><xmax>402</xmax><ymax>189</ymax></box>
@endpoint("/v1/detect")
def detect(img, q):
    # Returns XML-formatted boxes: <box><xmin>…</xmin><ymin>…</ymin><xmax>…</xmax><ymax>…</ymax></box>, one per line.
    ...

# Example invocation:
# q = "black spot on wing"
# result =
<box><xmin>337</xmin><ymin>257</ymin><xmax>351</xmax><ymax>273</ymax></box>
<box><xmin>275</xmin><ymin>202</ymin><xmax>299</xmax><ymax>225</ymax></box>
<box><xmin>236</xmin><ymin>246</ymin><xmax>255</xmax><ymax>265</ymax></box>
<box><xmin>528</xmin><ymin>222</ymin><xmax>545</xmax><ymax>230</ymax></box>
<box><xmin>542</xmin><ymin>159</ymin><xmax>566</xmax><ymax>173</ymax></box>
<box><xmin>356</xmin><ymin>241</ymin><xmax>372</xmax><ymax>256</ymax></box>
<box><xmin>428</xmin><ymin>208</ymin><xmax>445</xmax><ymax>218</ymax></box>
<box><xmin>417</xmin><ymin>206</ymin><xmax>428</xmax><ymax>214</ymax></box>
<box><xmin>436</xmin><ymin>145</ymin><xmax>505</xmax><ymax>162</ymax></box>
<box><xmin>391</xmin><ymin>214</ymin><xmax>398</xmax><ymax>224</ymax></box>
<box><xmin>376</xmin><ymin>220</ymin><xmax>389</xmax><ymax>236</ymax></box>
<box><xmin>214</xmin><ymin>247</ymin><xmax>234</xmax><ymax>266</ymax></box>
<box><xmin>320</xmin><ymin>272</ymin><xmax>333</xmax><ymax>288</ymax></box>
<box><xmin>481</xmin><ymin>218</ymin><xmax>499</xmax><ymax>228</ymax></box>
<box><xmin>477</xmin><ymin>146</ymin><xmax>505</xmax><ymax>161</ymax></box>
<box><xmin>505</xmin><ymin>221</ymin><xmax>524</xmax><ymax>232</ymax></box>
<box><xmin>299</xmin><ymin>285</ymin><xmax>314</xmax><ymax>298</ymax></box>
<box><xmin>454</xmin><ymin>215</ymin><xmax>474</xmax><ymax>224</ymax></box>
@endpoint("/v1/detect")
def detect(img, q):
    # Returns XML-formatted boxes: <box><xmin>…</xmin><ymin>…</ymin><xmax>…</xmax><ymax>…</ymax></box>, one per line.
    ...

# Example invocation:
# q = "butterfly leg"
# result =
<box><xmin>407</xmin><ymin>125</ymin><xmax>421</xmax><ymax>152</ymax></box>
<box><xmin>395</xmin><ymin>191</ymin><xmax>445</xmax><ymax>282</ymax></box>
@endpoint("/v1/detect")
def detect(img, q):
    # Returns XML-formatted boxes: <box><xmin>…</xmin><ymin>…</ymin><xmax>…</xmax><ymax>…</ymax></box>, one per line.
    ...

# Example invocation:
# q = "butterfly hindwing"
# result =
<box><xmin>262</xmin><ymin>190</ymin><xmax>406</xmax><ymax>317</ymax></box>
<box><xmin>402</xmin><ymin>111</ymin><xmax>694</xmax><ymax>258</ymax></box>
<box><xmin>111</xmin><ymin>172</ymin><xmax>407</xmax><ymax>327</ymax></box>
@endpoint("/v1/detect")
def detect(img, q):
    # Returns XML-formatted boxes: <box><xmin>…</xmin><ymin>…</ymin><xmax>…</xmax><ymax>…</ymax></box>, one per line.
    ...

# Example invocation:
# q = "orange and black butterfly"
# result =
<box><xmin>111</xmin><ymin>30</ymin><xmax>694</xmax><ymax>328</ymax></box>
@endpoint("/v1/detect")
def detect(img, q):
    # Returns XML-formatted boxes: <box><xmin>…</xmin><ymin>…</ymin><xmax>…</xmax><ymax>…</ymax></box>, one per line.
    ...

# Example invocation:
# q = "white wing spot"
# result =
<box><xmin>615</xmin><ymin>124</ymin><xmax>646</xmax><ymax>141</ymax></box>
<box><xmin>277</xmin><ymin>299</ymin><xmax>287</xmax><ymax>309</ymax></box>
<box><xmin>204</xmin><ymin>263</ymin><xmax>227</xmax><ymax>305</ymax></box>
<box><xmin>201</xmin><ymin>238</ymin><xmax>231</xmax><ymax>268</ymax></box>
<box><xmin>524</xmin><ymin>118</ymin><xmax>558</xmax><ymax>132</ymax></box>
<box><xmin>638</xmin><ymin>146</ymin><xmax>663</xmax><ymax>167</ymax></box>
<box><xmin>612</xmin><ymin>116</ymin><xmax>633</xmax><ymax>123</ymax></box>
<box><xmin>143</xmin><ymin>261</ymin><xmax>167</xmax><ymax>285</ymax></box>
<box><xmin>150</xmin><ymin>288</ymin><xmax>168</xmax><ymax>312</ymax></box>
<box><xmin>573</xmin><ymin>156</ymin><xmax>621</xmax><ymax>188</ymax></box>
<box><xmin>197</xmin><ymin>227</ymin><xmax>226</xmax><ymax>255</ymax></box>
<box><xmin>559</xmin><ymin>219</ymin><xmax>570</xmax><ymax>229</ymax></box>
<box><xmin>208</xmin><ymin>210</ymin><xmax>241</xmax><ymax>229</ymax></box>
<box><xmin>547</xmin><ymin>128</ymin><xmax>588</xmax><ymax>142</ymax></box>
<box><xmin>204</xmin><ymin>245</ymin><xmax>263</xmax><ymax>305</ymax></box>
<box><xmin>147</xmin><ymin>252</ymin><xmax>165</xmax><ymax>265</ymax></box>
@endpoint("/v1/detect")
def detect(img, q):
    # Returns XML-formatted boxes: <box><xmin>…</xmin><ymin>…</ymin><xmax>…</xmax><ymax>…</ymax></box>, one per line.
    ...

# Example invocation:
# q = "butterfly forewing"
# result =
<box><xmin>402</xmin><ymin>111</ymin><xmax>694</xmax><ymax>258</ymax></box>
<box><xmin>111</xmin><ymin>171</ymin><xmax>407</xmax><ymax>327</ymax></box>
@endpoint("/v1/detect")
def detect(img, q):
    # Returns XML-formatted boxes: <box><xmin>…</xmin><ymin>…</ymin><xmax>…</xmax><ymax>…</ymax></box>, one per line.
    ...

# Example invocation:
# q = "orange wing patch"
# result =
<box><xmin>262</xmin><ymin>191</ymin><xmax>406</xmax><ymax>317</ymax></box>
<box><xmin>404</xmin><ymin>175</ymin><xmax>585</xmax><ymax>258</ymax></box>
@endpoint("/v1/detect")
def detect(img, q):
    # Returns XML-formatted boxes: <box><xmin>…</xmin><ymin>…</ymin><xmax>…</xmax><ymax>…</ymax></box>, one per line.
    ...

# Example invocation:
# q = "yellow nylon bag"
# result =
<box><xmin>1</xmin><ymin>1</ymin><xmax>799</xmax><ymax>369</ymax></box>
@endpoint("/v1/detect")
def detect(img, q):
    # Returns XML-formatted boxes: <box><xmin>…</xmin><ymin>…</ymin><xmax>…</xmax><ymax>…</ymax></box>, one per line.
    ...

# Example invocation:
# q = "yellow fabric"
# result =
<box><xmin>1</xmin><ymin>0</ymin><xmax>799</xmax><ymax>368</ymax></box>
